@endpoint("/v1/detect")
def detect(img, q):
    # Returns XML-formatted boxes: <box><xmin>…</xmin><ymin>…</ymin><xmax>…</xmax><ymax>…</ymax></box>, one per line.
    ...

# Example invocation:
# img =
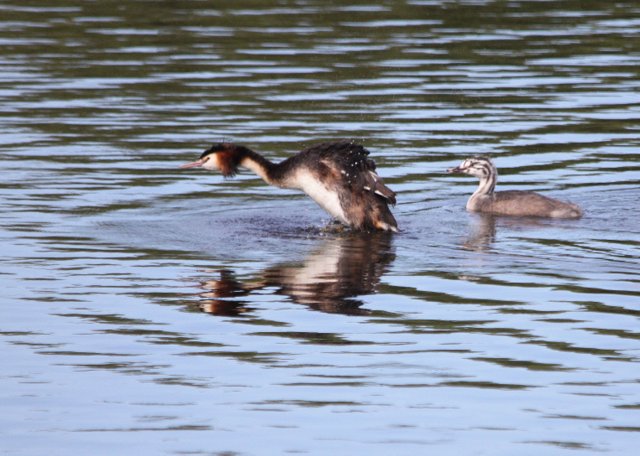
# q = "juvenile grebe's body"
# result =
<box><xmin>448</xmin><ymin>156</ymin><xmax>582</xmax><ymax>219</ymax></box>
<box><xmin>181</xmin><ymin>140</ymin><xmax>398</xmax><ymax>232</ymax></box>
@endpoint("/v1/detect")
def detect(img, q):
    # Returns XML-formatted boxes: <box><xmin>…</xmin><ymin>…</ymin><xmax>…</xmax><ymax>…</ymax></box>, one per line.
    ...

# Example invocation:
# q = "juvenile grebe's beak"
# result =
<box><xmin>447</xmin><ymin>166</ymin><xmax>462</xmax><ymax>174</ymax></box>
<box><xmin>180</xmin><ymin>159</ymin><xmax>205</xmax><ymax>169</ymax></box>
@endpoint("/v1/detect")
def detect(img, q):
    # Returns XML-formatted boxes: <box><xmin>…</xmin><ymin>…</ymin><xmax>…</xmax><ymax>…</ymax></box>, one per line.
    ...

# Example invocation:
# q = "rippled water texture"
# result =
<box><xmin>1</xmin><ymin>1</ymin><xmax>639</xmax><ymax>454</ymax></box>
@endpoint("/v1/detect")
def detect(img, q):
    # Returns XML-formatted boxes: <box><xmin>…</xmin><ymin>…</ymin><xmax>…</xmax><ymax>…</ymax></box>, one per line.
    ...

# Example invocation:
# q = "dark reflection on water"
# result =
<box><xmin>2</xmin><ymin>0</ymin><xmax>640</xmax><ymax>454</ymax></box>
<box><xmin>193</xmin><ymin>232</ymin><xmax>395</xmax><ymax>316</ymax></box>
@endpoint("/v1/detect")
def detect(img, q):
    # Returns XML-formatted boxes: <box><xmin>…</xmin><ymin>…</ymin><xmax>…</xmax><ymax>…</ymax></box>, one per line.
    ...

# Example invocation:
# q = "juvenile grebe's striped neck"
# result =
<box><xmin>448</xmin><ymin>156</ymin><xmax>497</xmax><ymax>210</ymax></box>
<box><xmin>468</xmin><ymin>156</ymin><xmax>497</xmax><ymax>197</ymax></box>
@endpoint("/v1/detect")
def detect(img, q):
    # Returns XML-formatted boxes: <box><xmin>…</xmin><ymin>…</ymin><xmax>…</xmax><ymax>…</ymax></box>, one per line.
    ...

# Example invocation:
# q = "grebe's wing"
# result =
<box><xmin>360</xmin><ymin>163</ymin><xmax>396</xmax><ymax>205</ymax></box>
<box><xmin>307</xmin><ymin>140</ymin><xmax>397</xmax><ymax>205</ymax></box>
<box><xmin>335</xmin><ymin>144</ymin><xmax>396</xmax><ymax>205</ymax></box>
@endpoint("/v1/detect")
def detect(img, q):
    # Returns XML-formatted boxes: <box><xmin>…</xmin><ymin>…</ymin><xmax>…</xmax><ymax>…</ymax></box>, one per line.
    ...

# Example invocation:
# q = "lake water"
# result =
<box><xmin>1</xmin><ymin>1</ymin><xmax>639</xmax><ymax>455</ymax></box>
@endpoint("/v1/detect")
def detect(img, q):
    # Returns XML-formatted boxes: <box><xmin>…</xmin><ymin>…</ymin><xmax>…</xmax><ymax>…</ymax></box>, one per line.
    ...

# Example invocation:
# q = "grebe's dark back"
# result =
<box><xmin>181</xmin><ymin>140</ymin><xmax>398</xmax><ymax>232</ymax></box>
<box><xmin>448</xmin><ymin>156</ymin><xmax>582</xmax><ymax>219</ymax></box>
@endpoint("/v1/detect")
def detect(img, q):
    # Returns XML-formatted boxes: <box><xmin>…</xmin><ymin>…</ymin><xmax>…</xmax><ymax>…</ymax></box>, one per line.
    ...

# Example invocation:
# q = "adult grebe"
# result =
<box><xmin>448</xmin><ymin>156</ymin><xmax>582</xmax><ymax>219</ymax></box>
<box><xmin>181</xmin><ymin>140</ymin><xmax>399</xmax><ymax>232</ymax></box>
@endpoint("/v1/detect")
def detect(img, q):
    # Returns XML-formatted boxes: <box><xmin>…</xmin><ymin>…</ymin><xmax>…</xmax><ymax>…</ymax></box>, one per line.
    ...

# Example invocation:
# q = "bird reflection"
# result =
<box><xmin>462</xmin><ymin>213</ymin><xmax>564</xmax><ymax>251</ymax></box>
<box><xmin>463</xmin><ymin>213</ymin><xmax>497</xmax><ymax>251</ymax></box>
<box><xmin>194</xmin><ymin>232</ymin><xmax>395</xmax><ymax>316</ymax></box>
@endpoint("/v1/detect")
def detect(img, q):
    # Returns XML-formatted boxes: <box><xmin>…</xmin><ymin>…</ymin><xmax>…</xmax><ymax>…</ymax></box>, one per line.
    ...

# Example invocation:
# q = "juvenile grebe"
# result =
<box><xmin>448</xmin><ymin>156</ymin><xmax>582</xmax><ymax>219</ymax></box>
<box><xmin>181</xmin><ymin>140</ymin><xmax>398</xmax><ymax>232</ymax></box>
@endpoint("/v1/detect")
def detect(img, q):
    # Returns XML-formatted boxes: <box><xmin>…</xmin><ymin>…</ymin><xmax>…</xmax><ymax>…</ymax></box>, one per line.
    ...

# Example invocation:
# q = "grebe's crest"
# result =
<box><xmin>200</xmin><ymin>143</ymin><xmax>249</xmax><ymax>177</ymax></box>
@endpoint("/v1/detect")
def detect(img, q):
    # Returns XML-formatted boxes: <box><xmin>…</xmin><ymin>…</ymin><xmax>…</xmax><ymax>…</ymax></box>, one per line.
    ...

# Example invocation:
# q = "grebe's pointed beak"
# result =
<box><xmin>447</xmin><ymin>166</ymin><xmax>462</xmax><ymax>174</ymax></box>
<box><xmin>180</xmin><ymin>159</ymin><xmax>205</xmax><ymax>169</ymax></box>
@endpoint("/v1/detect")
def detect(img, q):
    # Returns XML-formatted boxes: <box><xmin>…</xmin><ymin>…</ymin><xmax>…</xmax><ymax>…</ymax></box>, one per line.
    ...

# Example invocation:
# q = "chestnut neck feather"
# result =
<box><xmin>216</xmin><ymin>146</ymin><xmax>281</xmax><ymax>185</ymax></box>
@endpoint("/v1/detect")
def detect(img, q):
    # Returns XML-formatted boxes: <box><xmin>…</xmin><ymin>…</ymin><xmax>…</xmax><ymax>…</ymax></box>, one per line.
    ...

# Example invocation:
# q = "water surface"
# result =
<box><xmin>1</xmin><ymin>1</ymin><xmax>639</xmax><ymax>455</ymax></box>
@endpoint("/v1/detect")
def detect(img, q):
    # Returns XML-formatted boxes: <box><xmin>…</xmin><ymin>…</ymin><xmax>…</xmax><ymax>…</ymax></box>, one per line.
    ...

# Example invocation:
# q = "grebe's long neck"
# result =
<box><xmin>238</xmin><ymin>149</ymin><xmax>281</xmax><ymax>186</ymax></box>
<box><xmin>469</xmin><ymin>161</ymin><xmax>497</xmax><ymax>205</ymax></box>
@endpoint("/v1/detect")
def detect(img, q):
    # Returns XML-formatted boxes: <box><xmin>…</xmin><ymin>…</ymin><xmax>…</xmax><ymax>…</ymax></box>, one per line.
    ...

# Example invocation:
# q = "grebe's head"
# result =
<box><xmin>180</xmin><ymin>143</ymin><xmax>247</xmax><ymax>177</ymax></box>
<box><xmin>447</xmin><ymin>156</ymin><xmax>495</xmax><ymax>178</ymax></box>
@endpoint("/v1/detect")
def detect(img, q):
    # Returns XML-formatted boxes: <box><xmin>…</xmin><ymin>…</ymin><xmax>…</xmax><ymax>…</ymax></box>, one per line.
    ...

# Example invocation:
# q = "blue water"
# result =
<box><xmin>1</xmin><ymin>1</ymin><xmax>639</xmax><ymax>455</ymax></box>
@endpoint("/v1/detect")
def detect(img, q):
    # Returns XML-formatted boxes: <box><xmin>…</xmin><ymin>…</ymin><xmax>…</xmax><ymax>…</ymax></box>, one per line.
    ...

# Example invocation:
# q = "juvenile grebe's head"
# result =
<box><xmin>180</xmin><ymin>143</ymin><xmax>246</xmax><ymax>177</ymax></box>
<box><xmin>447</xmin><ymin>156</ymin><xmax>495</xmax><ymax>178</ymax></box>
